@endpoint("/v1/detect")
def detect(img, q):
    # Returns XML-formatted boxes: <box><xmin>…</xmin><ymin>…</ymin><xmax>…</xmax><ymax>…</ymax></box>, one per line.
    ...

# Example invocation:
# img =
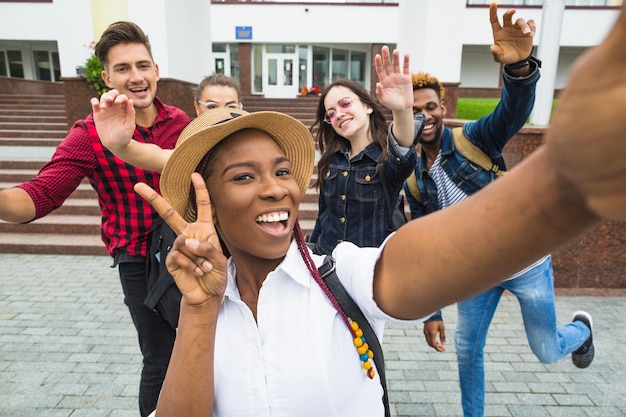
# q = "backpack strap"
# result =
<box><xmin>452</xmin><ymin>127</ymin><xmax>505</xmax><ymax>177</ymax></box>
<box><xmin>406</xmin><ymin>171</ymin><xmax>421</xmax><ymax>204</ymax></box>
<box><xmin>405</xmin><ymin>126</ymin><xmax>506</xmax><ymax>205</ymax></box>
<box><xmin>318</xmin><ymin>256</ymin><xmax>390</xmax><ymax>417</ymax></box>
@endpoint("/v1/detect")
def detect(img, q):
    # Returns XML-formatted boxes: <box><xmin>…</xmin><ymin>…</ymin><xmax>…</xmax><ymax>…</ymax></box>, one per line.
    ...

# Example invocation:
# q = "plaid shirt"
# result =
<box><xmin>18</xmin><ymin>97</ymin><xmax>190</xmax><ymax>257</ymax></box>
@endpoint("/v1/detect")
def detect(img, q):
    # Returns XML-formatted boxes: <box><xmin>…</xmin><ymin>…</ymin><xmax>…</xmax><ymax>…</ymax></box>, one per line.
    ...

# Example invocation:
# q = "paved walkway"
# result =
<box><xmin>0</xmin><ymin>253</ymin><xmax>624</xmax><ymax>417</ymax></box>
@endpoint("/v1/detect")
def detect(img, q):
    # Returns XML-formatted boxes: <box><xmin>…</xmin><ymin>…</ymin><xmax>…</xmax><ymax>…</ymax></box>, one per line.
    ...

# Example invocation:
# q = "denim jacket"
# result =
<box><xmin>310</xmin><ymin>128</ymin><xmax>417</xmax><ymax>255</ymax></box>
<box><xmin>405</xmin><ymin>63</ymin><xmax>541</xmax><ymax>219</ymax></box>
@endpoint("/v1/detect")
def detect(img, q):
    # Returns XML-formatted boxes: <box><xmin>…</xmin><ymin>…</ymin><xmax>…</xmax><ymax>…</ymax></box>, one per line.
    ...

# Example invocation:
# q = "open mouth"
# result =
<box><xmin>128</xmin><ymin>86</ymin><xmax>149</xmax><ymax>95</ymax></box>
<box><xmin>255</xmin><ymin>211</ymin><xmax>289</xmax><ymax>233</ymax></box>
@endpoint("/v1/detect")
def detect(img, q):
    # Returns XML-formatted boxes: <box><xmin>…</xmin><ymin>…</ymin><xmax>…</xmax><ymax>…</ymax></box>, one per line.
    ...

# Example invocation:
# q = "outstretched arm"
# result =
<box><xmin>91</xmin><ymin>90</ymin><xmax>172</xmax><ymax>172</ymax></box>
<box><xmin>374</xmin><ymin>2</ymin><xmax>626</xmax><ymax>319</ymax></box>
<box><xmin>374</xmin><ymin>46</ymin><xmax>414</xmax><ymax>147</ymax></box>
<box><xmin>135</xmin><ymin>173</ymin><xmax>227</xmax><ymax>417</ymax></box>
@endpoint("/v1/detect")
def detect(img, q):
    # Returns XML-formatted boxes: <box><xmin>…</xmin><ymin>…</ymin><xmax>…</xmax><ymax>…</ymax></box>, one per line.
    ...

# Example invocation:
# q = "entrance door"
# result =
<box><xmin>263</xmin><ymin>53</ymin><xmax>298</xmax><ymax>98</ymax></box>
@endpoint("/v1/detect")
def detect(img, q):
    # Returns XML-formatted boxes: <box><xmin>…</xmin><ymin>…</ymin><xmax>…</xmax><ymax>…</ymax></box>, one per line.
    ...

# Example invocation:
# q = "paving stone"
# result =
<box><xmin>0</xmin><ymin>254</ymin><xmax>625</xmax><ymax>416</ymax></box>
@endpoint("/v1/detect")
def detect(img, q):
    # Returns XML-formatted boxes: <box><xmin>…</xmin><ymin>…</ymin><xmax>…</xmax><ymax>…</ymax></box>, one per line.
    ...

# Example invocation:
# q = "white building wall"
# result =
<box><xmin>0</xmin><ymin>0</ymin><xmax>94</xmax><ymax>78</ymax></box>
<box><xmin>209</xmin><ymin>3</ymin><xmax>398</xmax><ymax>44</ymax></box>
<box><xmin>125</xmin><ymin>0</ymin><xmax>212</xmax><ymax>83</ymax></box>
<box><xmin>0</xmin><ymin>1</ymin><xmax>620</xmax><ymax>87</ymax></box>
<box><xmin>397</xmin><ymin>0</ymin><xmax>466</xmax><ymax>81</ymax></box>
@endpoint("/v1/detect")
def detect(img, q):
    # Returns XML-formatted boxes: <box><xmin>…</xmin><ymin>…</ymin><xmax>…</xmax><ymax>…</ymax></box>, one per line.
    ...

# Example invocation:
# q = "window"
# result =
<box><xmin>0</xmin><ymin>51</ymin><xmax>7</xmax><ymax>77</ymax></box>
<box><xmin>7</xmin><ymin>50</ymin><xmax>24</xmax><ymax>78</ymax></box>
<box><xmin>349</xmin><ymin>51</ymin><xmax>366</xmax><ymax>85</ymax></box>
<box><xmin>331</xmin><ymin>49</ymin><xmax>348</xmax><ymax>81</ymax></box>
<box><xmin>312</xmin><ymin>46</ymin><xmax>329</xmax><ymax>88</ymax></box>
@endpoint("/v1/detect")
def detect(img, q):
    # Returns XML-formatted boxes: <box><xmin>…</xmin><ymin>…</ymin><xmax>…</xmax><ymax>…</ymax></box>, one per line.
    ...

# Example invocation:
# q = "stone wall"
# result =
<box><xmin>446</xmin><ymin>119</ymin><xmax>626</xmax><ymax>289</ymax></box>
<box><xmin>61</xmin><ymin>77</ymin><xmax>197</xmax><ymax>128</ymax></box>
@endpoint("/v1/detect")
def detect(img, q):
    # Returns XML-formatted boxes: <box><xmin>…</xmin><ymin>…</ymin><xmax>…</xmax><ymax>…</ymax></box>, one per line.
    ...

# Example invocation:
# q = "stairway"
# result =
<box><xmin>0</xmin><ymin>93</ymin><xmax>321</xmax><ymax>256</ymax></box>
<box><xmin>0</xmin><ymin>93</ymin><xmax>105</xmax><ymax>255</ymax></box>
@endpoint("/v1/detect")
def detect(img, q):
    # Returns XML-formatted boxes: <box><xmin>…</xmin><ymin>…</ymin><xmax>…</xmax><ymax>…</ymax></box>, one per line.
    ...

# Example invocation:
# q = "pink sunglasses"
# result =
<box><xmin>324</xmin><ymin>97</ymin><xmax>360</xmax><ymax>124</ymax></box>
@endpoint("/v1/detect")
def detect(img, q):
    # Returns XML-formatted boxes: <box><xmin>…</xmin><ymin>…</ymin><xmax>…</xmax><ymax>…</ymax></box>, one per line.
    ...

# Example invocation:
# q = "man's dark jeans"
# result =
<box><xmin>116</xmin><ymin>257</ymin><xmax>176</xmax><ymax>417</ymax></box>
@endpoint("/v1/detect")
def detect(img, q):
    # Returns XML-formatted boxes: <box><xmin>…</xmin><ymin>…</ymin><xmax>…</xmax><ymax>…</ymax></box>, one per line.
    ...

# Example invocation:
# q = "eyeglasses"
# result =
<box><xmin>196</xmin><ymin>100</ymin><xmax>243</xmax><ymax>110</ymax></box>
<box><xmin>324</xmin><ymin>97</ymin><xmax>359</xmax><ymax>124</ymax></box>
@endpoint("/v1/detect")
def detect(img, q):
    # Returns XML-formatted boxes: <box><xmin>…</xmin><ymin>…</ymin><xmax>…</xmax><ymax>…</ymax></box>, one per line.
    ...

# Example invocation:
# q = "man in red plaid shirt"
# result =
<box><xmin>0</xmin><ymin>21</ymin><xmax>189</xmax><ymax>417</ymax></box>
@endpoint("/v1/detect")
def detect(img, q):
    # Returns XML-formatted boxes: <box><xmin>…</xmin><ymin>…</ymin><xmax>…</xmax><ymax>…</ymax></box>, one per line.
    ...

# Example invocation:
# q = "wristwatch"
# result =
<box><xmin>505</xmin><ymin>54</ymin><xmax>542</xmax><ymax>70</ymax></box>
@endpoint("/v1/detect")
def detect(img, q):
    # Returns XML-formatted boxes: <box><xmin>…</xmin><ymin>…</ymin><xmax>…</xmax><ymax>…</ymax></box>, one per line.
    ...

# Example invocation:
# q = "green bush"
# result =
<box><xmin>84</xmin><ymin>54</ymin><xmax>109</xmax><ymax>95</ymax></box>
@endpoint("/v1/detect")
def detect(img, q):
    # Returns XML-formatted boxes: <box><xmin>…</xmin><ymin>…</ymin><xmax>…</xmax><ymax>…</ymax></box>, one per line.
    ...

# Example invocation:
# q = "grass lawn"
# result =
<box><xmin>456</xmin><ymin>98</ymin><xmax>557</xmax><ymax>120</ymax></box>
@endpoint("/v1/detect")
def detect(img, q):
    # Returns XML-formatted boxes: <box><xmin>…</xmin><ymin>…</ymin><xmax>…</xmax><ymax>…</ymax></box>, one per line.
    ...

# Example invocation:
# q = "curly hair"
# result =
<box><xmin>311</xmin><ymin>79</ymin><xmax>389</xmax><ymax>190</ymax></box>
<box><xmin>411</xmin><ymin>72</ymin><xmax>445</xmax><ymax>101</ymax></box>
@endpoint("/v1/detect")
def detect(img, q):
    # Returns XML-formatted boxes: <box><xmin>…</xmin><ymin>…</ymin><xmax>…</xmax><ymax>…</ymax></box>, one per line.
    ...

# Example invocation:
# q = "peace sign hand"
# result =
<box><xmin>134</xmin><ymin>173</ymin><xmax>228</xmax><ymax>306</ymax></box>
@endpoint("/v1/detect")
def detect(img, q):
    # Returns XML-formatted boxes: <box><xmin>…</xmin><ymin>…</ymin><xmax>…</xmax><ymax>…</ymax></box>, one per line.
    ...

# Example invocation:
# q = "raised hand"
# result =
<box><xmin>374</xmin><ymin>45</ymin><xmax>413</xmax><ymax>112</ymax></box>
<box><xmin>544</xmin><ymin>2</ymin><xmax>626</xmax><ymax>221</ymax></box>
<box><xmin>134</xmin><ymin>173</ymin><xmax>228</xmax><ymax>305</ymax></box>
<box><xmin>489</xmin><ymin>3</ymin><xmax>536</xmax><ymax>64</ymax></box>
<box><xmin>91</xmin><ymin>89</ymin><xmax>136</xmax><ymax>153</ymax></box>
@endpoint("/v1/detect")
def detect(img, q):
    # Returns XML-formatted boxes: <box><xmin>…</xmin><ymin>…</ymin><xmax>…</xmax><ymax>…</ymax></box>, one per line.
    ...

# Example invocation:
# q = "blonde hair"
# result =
<box><xmin>411</xmin><ymin>72</ymin><xmax>445</xmax><ymax>101</ymax></box>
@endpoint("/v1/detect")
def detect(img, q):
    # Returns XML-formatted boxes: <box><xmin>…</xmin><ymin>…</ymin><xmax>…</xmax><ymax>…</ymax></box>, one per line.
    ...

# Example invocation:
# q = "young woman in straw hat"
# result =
<box><xmin>135</xmin><ymin>4</ymin><xmax>626</xmax><ymax>414</ymax></box>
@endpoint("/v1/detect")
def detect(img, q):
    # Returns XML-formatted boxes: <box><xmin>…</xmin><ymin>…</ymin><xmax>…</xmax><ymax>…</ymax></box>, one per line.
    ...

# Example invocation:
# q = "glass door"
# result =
<box><xmin>263</xmin><ymin>53</ymin><xmax>298</xmax><ymax>98</ymax></box>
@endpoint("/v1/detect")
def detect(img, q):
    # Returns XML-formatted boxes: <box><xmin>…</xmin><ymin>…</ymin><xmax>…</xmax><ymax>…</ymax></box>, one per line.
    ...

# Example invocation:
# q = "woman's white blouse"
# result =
<box><xmin>152</xmin><ymin>239</ymin><xmax>425</xmax><ymax>417</ymax></box>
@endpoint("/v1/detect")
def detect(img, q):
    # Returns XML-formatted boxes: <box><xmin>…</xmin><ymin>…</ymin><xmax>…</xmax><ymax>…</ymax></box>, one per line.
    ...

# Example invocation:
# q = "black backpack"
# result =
<box><xmin>144</xmin><ymin>217</ymin><xmax>182</xmax><ymax>330</ymax></box>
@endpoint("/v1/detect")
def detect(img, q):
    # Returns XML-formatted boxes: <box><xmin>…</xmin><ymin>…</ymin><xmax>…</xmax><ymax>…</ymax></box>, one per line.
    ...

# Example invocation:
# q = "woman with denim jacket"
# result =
<box><xmin>406</xmin><ymin>5</ymin><xmax>594</xmax><ymax>417</ymax></box>
<box><xmin>308</xmin><ymin>46</ymin><xmax>421</xmax><ymax>255</ymax></box>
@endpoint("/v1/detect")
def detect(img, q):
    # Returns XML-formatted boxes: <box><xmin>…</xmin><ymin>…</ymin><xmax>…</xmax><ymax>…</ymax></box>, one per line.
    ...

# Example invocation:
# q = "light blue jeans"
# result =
<box><xmin>454</xmin><ymin>256</ymin><xmax>591</xmax><ymax>417</ymax></box>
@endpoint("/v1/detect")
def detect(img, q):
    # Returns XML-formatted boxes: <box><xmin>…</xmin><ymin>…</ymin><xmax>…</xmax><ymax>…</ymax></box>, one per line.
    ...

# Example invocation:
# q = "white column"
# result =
<box><xmin>530</xmin><ymin>0</ymin><xmax>565</xmax><ymax>126</ymax></box>
<box><xmin>397</xmin><ymin>0</ymin><xmax>465</xmax><ymax>83</ymax></box>
<box><xmin>127</xmin><ymin>0</ymin><xmax>212</xmax><ymax>83</ymax></box>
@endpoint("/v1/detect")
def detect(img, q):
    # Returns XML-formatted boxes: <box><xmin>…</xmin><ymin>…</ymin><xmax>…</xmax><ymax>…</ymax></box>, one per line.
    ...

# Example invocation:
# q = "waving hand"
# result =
<box><xmin>489</xmin><ymin>3</ymin><xmax>536</xmax><ymax>64</ymax></box>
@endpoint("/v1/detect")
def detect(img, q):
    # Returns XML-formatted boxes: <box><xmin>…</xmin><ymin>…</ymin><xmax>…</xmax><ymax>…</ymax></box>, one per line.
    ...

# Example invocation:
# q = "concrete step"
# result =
<box><xmin>0</xmin><ymin>129</ymin><xmax>67</xmax><ymax>139</ymax></box>
<box><xmin>0</xmin><ymin>93</ymin><xmax>64</xmax><ymax>101</ymax></box>
<box><xmin>0</xmin><ymin>104</ymin><xmax>65</xmax><ymax>111</ymax></box>
<box><xmin>0</xmin><ymin>137</ymin><xmax>63</xmax><ymax>146</ymax></box>
<box><xmin>0</xmin><ymin>214</ymin><xmax>101</xmax><ymax>235</ymax></box>
<box><xmin>0</xmin><ymin>115</ymin><xmax>66</xmax><ymax>123</ymax></box>
<box><xmin>0</xmin><ymin>109</ymin><xmax>66</xmax><ymax>117</ymax></box>
<box><xmin>0</xmin><ymin>121</ymin><xmax>67</xmax><ymax>131</ymax></box>
<box><xmin>0</xmin><ymin>232</ymin><xmax>107</xmax><ymax>256</ymax></box>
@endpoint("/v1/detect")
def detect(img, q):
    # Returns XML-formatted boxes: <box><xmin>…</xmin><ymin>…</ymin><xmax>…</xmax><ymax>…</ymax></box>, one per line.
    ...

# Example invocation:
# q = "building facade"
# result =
<box><xmin>0</xmin><ymin>0</ymin><xmax>621</xmax><ymax>99</ymax></box>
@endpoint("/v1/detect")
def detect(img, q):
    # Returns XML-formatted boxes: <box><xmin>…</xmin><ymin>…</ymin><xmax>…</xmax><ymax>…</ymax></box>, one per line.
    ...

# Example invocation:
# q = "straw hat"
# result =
<box><xmin>160</xmin><ymin>108</ymin><xmax>316</xmax><ymax>221</ymax></box>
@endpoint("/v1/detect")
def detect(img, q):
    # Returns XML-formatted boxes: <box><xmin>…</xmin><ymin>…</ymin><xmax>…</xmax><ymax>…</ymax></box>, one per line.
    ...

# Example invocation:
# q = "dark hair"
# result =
<box><xmin>411</xmin><ymin>72</ymin><xmax>445</xmax><ymax>101</ymax></box>
<box><xmin>311</xmin><ymin>79</ymin><xmax>389</xmax><ymax>190</ymax></box>
<box><xmin>94</xmin><ymin>21</ymin><xmax>153</xmax><ymax>69</ymax></box>
<box><xmin>195</xmin><ymin>73</ymin><xmax>242</xmax><ymax>103</ymax></box>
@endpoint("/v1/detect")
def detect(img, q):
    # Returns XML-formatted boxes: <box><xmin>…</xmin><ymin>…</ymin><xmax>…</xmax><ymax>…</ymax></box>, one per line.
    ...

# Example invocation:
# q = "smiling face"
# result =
<box><xmin>204</xmin><ymin>129</ymin><xmax>301</xmax><ymax>262</ymax></box>
<box><xmin>323</xmin><ymin>85</ymin><xmax>373</xmax><ymax>141</ymax></box>
<box><xmin>101</xmin><ymin>42</ymin><xmax>160</xmax><ymax>110</ymax></box>
<box><xmin>412</xmin><ymin>88</ymin><xmax>447</xmax><ymax>147</ymax></box>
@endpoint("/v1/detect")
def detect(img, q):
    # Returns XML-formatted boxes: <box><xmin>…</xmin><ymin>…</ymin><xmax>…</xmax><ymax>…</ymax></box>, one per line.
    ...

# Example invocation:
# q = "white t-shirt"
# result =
<box><xmin>150</xmin><ymin>239</ymin><xmax>424</xmax><ymax>417</ymax></box>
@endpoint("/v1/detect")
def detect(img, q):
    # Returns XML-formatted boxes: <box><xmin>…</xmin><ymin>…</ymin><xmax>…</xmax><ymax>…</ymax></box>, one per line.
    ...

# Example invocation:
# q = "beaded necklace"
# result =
<box><xmin>294</xmin><ymin>223</ymin><xmax>376</xmax><ymax>379</ymax></box>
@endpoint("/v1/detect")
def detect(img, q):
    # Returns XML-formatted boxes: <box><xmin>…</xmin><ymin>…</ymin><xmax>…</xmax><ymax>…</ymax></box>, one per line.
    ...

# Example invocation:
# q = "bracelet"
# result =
<box><xmin>505</xmin><ymin>54</ymin><xmax>542</xmax><ymax>70</ymax></box>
